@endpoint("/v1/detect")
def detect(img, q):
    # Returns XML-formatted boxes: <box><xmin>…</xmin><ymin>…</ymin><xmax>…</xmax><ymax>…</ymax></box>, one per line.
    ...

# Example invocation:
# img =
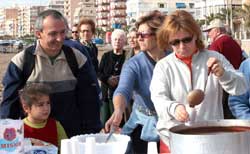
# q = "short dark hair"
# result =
<box><xmin>19</xmin><ymin>83</ymin><xmax>52</xmax><ymax>107</ymax></box>
<box><xmin>78</xmin><ymin>18</ymin><xmax>96</xmax><ymax>34</ymax></box>
<box><xmin>35</xmin><ymin>9</ymin><xmax>68</xmax><ymax>32</ymax></box>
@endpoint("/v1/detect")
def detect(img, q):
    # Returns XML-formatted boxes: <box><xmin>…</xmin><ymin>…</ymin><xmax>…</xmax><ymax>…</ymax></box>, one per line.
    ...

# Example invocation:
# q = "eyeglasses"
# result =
<box><xmin>136</xmin><ymin>32</ymin><xmax>155</xmax><ymax>39</ymax></box>
<box><xmin>169</xmin><ymin>36</ymin><xmax>193</xmax><ymax>46</ymax></box>
<box><xmin>128</xmin><ymin>36</ymin><xmax>137</xmax><ymax>40</ymax></box>
<box><xmin>80</xmin><ymin>30</ymin><xmax>91</xmax><ymax>33</ymax></box>
<box><xmin>72</xmin><ymin>31</ymin><xmax>78</xmax><ymax>34</ymax></box>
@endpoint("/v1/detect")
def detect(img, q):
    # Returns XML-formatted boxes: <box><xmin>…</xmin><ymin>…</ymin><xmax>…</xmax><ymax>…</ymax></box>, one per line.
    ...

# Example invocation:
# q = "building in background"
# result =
<box><xmin>0</xmin><ymin>9</ymin><xmax>4</xmax><ymax>36</ymax></box>
<box><xmin>110</xmin><ymin>0</ymin><xmax>126</xmax><ymax>29</ymax></box>
<box><xmin>96</xmin><ymin>0</ymin><xmax>109</xmax><ymax>31</ymax></box>
<box><xmin>5</xmin><ymin>9</ymin><xmax>18</xmax><ymax>37</ymax></box>
<box><xmin>0</xmin><ymin>0</ymin><xmax>249</xmax><ymax>39</ymax></box>
<box><xmin>64</xmin><ymin>0</ymin><xmax>80</xmax><ymax>28</ymax></box>
<box><xmin>194</xmin><ymin>0</ymin><xmax>243</xmax><ymax>38</ymax></box>
<box><xmin>0</xmin><ymin>8</ymin><xmax>18</xmax><ymax>37</ymax></box>
<box><xmin>96</xmin><ymin>0</ymin><xmax>126</xmax><ymax>31</ymax></box>
<box><xmin>47</xmin><ymin>0</ymin><xmax>64</xmax><ymax>14</ymax></box>
<box><xmin>18</xmin><ymin>6</ymin><xmax>45</xmax><ymax>37</ymax></box>
<box><xmin>64</xmin><ymin>0</ymin><xmax>96</xmax><ymax>28</ymax></box>
<box><xmin>194</xmin><ymin>0</ymin><xmax>242</xmax><ymax>20</ymax></box>
<box><xmin>126</xmin><ymin>0</ymin><xmax>195</xmax><ymax>25</ymax></box>
<box><xmin>74</xmin><ymin>0</ymin><xmax>96</xmax><ymax>24</ymax></box>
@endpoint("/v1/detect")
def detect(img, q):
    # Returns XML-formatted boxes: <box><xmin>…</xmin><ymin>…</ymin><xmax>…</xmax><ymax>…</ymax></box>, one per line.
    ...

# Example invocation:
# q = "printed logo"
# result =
<box><xmin>3</xmin><ymin>128</ymin><xmax>16</xmax><ymax>141</ymax></box>
<box><xmin>34</xmin><ymin>149</ymin><xmax>47</xmax><ymax>154</ymax></box>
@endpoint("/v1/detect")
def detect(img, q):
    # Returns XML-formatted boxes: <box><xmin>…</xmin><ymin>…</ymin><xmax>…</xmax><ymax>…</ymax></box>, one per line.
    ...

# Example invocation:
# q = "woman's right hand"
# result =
<box><xmin>105</xmin><ymin>95</ymin><xmax>126</xmax><ymax>133</ymax></box>
<box><xmin>105</xmin><ymin>108</ymin><xmax>123</xmax><ymax>133</ymax></box>
<box><xmin>174</xmin><ymin>104</ymin><xmax>189</xmax><ymax>122</ymax></box>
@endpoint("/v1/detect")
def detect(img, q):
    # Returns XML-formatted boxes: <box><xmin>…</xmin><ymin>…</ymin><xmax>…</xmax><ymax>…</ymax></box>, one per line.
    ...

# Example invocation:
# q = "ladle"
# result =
<box><xmin>187</xmin><ymin>89</ymin><xmax>204</xmax><ymax>108</ymax></box>
<box><xmin>186</xmin><ymin>70</ymin><xmax>210</xmax><ymax>122</ymax></box>
<box><xmin>186</xmin><ymin>89</ymin><xmax>204</xmax><ymax>123</ymax></box>
<box><xmin>105</xmin><ymin>125</ymin><xmax>115</xmax><ymax>143</ymax></box>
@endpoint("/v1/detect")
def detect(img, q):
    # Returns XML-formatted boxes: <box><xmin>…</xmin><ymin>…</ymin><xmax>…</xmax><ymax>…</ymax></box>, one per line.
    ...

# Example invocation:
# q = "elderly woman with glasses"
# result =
<box><xmin>126</xmin><ymin>26</ymin><xmax>140</xmax><ymax>60</ymax></box>
<box><xmin>150</xmin><ymin>10</ymin><xmax>247</xmax><ymax>153</ymax></box>
<box><xmin>105</xmin><ymin>11</ymin><xmax>166</xmax><ymax>153</ymax></box>
<box><xmin>78</xmin><ymin>18</ymin><xmax>99</xmax><ymax>72</ymax></box>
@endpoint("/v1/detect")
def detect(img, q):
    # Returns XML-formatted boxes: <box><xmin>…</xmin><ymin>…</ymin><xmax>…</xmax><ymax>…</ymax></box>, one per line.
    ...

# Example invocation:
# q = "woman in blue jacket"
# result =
<box><xmin>105</xmin><ymin>11</ymin><xmax>166</xmax><ymax>153</ymax></box>
<box><xmin>229</xmin><ymin>59</ymin><xmax>250</xmax><ymax>119</ymax></box>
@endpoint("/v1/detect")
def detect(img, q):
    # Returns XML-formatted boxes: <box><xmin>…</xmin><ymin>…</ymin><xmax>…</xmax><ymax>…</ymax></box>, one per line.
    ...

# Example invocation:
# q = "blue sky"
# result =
<box><xmin>0</xmin><ymin>0</ymin><xmax>48</xmax><ymax>8</ymax></box>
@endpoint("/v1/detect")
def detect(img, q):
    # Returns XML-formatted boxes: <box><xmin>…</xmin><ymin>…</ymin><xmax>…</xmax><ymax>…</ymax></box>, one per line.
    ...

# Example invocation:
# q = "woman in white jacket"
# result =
<box><xmin>150</xmin><ymin>10</ymin><xmax>247</xmax><ymax>153</ymax></box>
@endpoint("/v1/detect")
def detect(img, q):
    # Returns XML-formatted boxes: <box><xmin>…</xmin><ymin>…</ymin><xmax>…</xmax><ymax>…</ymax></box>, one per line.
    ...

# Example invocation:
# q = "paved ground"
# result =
<box><xmin>0</xmin><ymin>53</ymin><xmax>16</xmax><ymax>101</ymax></box>
<box><xmin>0</xmin><ymin>53</ymin><xmax>16</xmax><ymax>80</ymax></box>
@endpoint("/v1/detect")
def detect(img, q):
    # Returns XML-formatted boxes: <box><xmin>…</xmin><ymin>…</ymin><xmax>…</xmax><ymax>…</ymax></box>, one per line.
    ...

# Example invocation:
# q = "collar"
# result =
<box><xmin>214</xmin><ymin>33</ymin><xmax>227</xmax><ymax>42</ymax></box>
<box><xmin>175</xmin><ymin>50</ymin><xmax>198</xmax><ymax>66</ymax></box>
<box><xmin>24</xmin><ymin>117</ymin><xmax>47</xmax><ymax>128</ymax></box>
<box><xmin>175</xmin><ymin>50</ymin><xmax>198</xmax><ymax>90</ymax></box>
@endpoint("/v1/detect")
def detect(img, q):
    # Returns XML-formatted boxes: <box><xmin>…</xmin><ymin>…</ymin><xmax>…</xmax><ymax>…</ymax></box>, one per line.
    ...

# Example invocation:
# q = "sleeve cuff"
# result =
<box><xmin>219</xmin><ymin>69</ymin><xmax>231</xmax><ymax>83</ymax></box>
<box><xmin>169</xmin><ymin>102</ymin><xmax>180</xmax><ymax>117</ymax></box>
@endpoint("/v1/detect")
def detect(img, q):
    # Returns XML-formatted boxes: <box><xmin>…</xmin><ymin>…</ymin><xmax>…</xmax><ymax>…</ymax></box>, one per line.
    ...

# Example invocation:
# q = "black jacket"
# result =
<box><xmin>98</xmin><ymin>50</ymin><xmax>126</xmax><ymax>101</ymax></box>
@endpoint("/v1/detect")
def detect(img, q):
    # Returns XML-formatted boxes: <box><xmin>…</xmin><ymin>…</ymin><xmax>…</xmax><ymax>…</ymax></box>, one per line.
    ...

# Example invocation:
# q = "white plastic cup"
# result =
<box><xmin>187</xmin><ymin>107</ymin><xmax>196</xmax><ymax>122</ymax></box>
<box><xmin>72</xmin><ymin>140</ymin><xmax>80</xmax><ymax>154</ymax></box>
<box><xmin>147</xmin><ymin>142</ymin><xmax>158</xmax><ymax>154</ymax></box>
<box><xmin>61</xmin><ymin>139</ymin><xmax>72</xmax><ymax>154</ymax></box>
<box><xmin>186</xmin><ymin>107</ymin><xmax>197</xmax><ymax>126</ymax></box>
<box><xmin>85</xmin><ymin>137</ymin><xmax>96</xmax><ymax>154</ymax></box>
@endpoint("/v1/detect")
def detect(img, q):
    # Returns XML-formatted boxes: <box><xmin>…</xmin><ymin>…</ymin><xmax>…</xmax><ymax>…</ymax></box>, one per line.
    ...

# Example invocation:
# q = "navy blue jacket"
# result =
<box><xmin>1</xmin><ymin>40</ymin><xmax>102</xmax><ymax>137</ymax></box>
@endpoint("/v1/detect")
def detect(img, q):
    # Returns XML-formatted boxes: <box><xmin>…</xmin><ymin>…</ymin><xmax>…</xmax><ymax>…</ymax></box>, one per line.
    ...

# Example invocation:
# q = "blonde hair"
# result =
<box><xmin>157</xmin><ymin>10</ymin><xmax>204</xmax><ymax>50</ymax></box>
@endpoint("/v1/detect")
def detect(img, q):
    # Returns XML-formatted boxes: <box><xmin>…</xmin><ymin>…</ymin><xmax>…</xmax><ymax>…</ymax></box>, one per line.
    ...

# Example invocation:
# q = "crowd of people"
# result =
<box><xmin>0</xmin><ymin>8</ymin><xmax>249</xmax><ymax>154</ymax></box>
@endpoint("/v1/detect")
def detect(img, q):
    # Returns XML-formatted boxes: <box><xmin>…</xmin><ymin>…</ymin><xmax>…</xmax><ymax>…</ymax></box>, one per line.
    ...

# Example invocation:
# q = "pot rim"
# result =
<box><xmin>169</xmin><ymin>119</ymin><xmax>250</xmax><ymax>134</ymax></box>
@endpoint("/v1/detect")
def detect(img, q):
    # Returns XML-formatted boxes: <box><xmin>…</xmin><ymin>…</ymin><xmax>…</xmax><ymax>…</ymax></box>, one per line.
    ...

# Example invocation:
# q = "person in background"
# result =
<box><xmin>203</xmin><ymin>18</ymin><xmax>243</xmax><ymax>69</ymax></box>
<box><xmin>0</xmin><ymin>9</ymin><xmax>102</xmax><ymax>137</ymax></box>
<box><xmin>20</xmin><ymin>83</ymin><xmax>67</xmax><ymax>147</ymax></box>
<box><xmin>78</xmin><ymin>18</ymin><xmax>99</xmax><ymax>73</ymax></box>
<box><xmin>98</xmin><ymin>29</ymin><xmax>127</xmax><ymax>125</ymax></box>
<box><xmin>235</xmin><ymin>39</ymin><xmax>248</xmax><ymax>61</ymax></box>
<box><xmin>125</xmin><ymin>26</ymin><xmax>141</xmax><ymax>121</ymax></box>
<box><xmin>126</xmin><ymin>26</ymin><xmax>140</xmax><ymax>60</ymax></box>
<box><xmin>203</xmin><ymin>19</ymin><xmax>243</xmax><ymax>119</ymax></box>
<box><xmin>63</xmin><ymin>38</ymin><xmax>102</xmax><ymax>103</ymax></box>
<box><xmin>150</xmin><ymin>10</ymin><xmax>247</xmax><ymax>153</ymax></box>
<box><xmin>71</xmin><ymin>23</ymin><xmax>79</xmax><ymax>42</ymax></box>
<box><xmin>228</xmin><ymin>58</ymin><xmax>250</xmax><ymax>119</ymax></box>
<box><xmin>105</xmin><ymin>11</ymin><xmax>166</xmax><ymax>153</ymax></box>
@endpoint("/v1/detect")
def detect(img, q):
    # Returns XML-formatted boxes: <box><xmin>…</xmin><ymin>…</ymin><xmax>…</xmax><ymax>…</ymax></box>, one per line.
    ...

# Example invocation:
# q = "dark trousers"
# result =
<box><xmin>222</xmin><ymin>90</ymin><xmax>235</xmax><ymax>119</ymax></box>
<box><xmin>100</xmin><ymin>99</ymin><xmax>114</xmax><ymax>125</ymax></box>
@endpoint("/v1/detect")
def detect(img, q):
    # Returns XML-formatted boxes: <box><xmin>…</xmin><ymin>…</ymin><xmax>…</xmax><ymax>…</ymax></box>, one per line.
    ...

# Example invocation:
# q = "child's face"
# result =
<box><xmin>25</xmin><ymin>95</ymin><xmax>51</xmax><ymax>123</ymax></box>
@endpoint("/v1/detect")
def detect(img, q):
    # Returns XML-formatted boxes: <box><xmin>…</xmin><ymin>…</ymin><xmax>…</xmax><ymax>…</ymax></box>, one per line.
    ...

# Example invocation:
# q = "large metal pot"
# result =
<box><xmin>169</xmin><ymin>120</ymin><xmax>250</xmax><ymax>154</ymax></box>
